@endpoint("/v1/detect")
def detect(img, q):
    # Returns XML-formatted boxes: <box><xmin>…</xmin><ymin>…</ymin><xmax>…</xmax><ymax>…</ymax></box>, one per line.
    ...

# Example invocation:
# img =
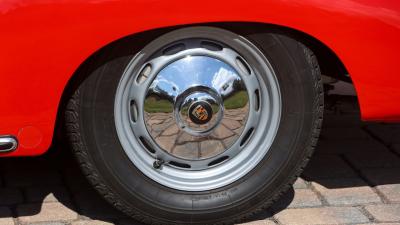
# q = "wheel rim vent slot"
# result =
<box><xmin>240</xmin><ymin>127</ymin><xmax>254</xmax><ymax>147</ymax></box>
<box><xmin>163</xmin><ymin>43</ymin><xmax>186</xmax><ymax>55</ymax></box>
<box><xmin>169</xmin><ymin>161</ymin><xmax>191</xmax><ymax>169</ymax></box>
<box><xmin>130</xmin><ymin>100</ymin><xmax>138</xmax><ymax>123</ymax></box>
<box><xmin>236</xmin><ymin>57</ymin><xmax>251</xmax><ymax>75</ymax></box>
<box><xmin>254</xmin><ymin>89</ymin><xmax>260</xmax><ymax>111</ymax></box>
<box><xmin>208</xmin><ymin>156</ymin><xmax>229</xmax><ymax>167</ymax></box>
<box><xmin>139</xmin><ymin>136</ymin><xmax>156</xmax><ymax>154</ymax></box>
<box><xmin>200</xmin><ymin>41</ymin><xmax>223</xmax><ymax>51</ymax></box>
<box><xmin>136</xmin><ymin>64</ymin><xmax>152</xmax><ymax>84</ymax></box>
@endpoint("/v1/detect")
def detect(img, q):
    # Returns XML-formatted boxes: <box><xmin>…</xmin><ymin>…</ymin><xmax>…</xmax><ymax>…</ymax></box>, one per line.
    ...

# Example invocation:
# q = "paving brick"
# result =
<box><xmin>316</xmin><ymin>139</ymin><xmax>389</xmax><ymax>155</ymax></box>
<box><xmin>0</xmin><ymin>218</ymin><xmax>13</xmax><ymax>225</ymax></box>
<box><xmin>293</xmin><ymin>178</ymin><xmax>308</xmax><ymax>189</ymax></box>
<box><xmin>28</xmin><ymin>222</ymin><xmax>66</xmax><ymax>225</ymax></box>
<box><xmin>365</xmin><ymin>204</ymin><xmax>400</xmax><ymax>222</ymax></box>
<box><xmin>375</xmin><ymin>184</ymin><xmax>400</xmax><ymax>202</ymax></box>
<box><xmin>320</xmin><ymin>127</ymin><xmax>370</xmax><ymax>140</ymax></box>
<box><xmin>4</xmin><ymin>170</ymin><xmax>62</xmax><ymax>188</ymax></box>
<box><xmin>345</xmin><ymin>151</ymin><xmax>400</xmax><ymax>170</ymax></box>
<box><xmin>312</xmin><ymin>178</ymin><xmax>381</xmax><ymax>205</ymax></box>
<box><xmin>0</xmin><ymin>188</ymin><xmax>23</xmax><ymax>205</ymax></box>
<box><xmin>25</xmin><ymin>186</ymin><xmax>70</xmax><ymax>203</ymax></box>
<box><xmin>73</xmin><ymin>191</ymin><xmax>126</xmax><ymax>219</ymax></box>
<box><xmin>0</xmin><ymin>207</ymin><xmax>14</xmax><ymax>225</ymax></box>
<box><xmin>273</xmin><ymin>189</ymin><xmax>322</xmax><ymax>209</ymax></box>
<box><xmin>361</xmin><ymin>168</ymin><xmax>400</xmax><ymax>202</ymax></box>
<box><xmin>357</xmin><ymin>223</ymin><xmax>400</xmax><ymax>225</ymax></box>
<box><xmin>239</xmin><ymin>220</ymin><xmax>277</xmax><ymax>225</ymax></box>
<box><xmin>71</xmin><ymin>220</ymin><xmax>114</xmax><ymax>225</ymax></box>
<box><xmin>302</xmin><ymin>155</ymin><xmax>357</xmax><ymax>180</ymax></box>
<box><xmin>358</xmin><ymin>223</ymin><xmax>400</xmax><ymax>225</ymax></box>
<box><xmin>17</xmin><ymin>202</ymin><xmax>77</xmax><ymax>223</ymax></box>
<box><xmin>275</xmin><ymin>207</ymin><xmax>369</xmax><ymax>225</ymax></box>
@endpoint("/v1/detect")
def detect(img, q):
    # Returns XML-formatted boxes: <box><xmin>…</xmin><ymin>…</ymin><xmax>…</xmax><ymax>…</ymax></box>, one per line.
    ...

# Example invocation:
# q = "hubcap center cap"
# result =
<box><xmin>176</xmin><ymin>89</ymin><xmax>223</xmax><ymax>135</ymax></box>
<box><xmin>189</xmin><ymin>101</ymin><xmax>212</xmax><ymax>124</ymax></box>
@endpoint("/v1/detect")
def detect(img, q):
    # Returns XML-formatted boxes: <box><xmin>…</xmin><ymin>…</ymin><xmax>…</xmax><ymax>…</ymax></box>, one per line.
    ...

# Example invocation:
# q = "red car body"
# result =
<box><xmin>1</xmin><ymin>0</ymin><xmax>399</xmax><ymax>157</ymax></box>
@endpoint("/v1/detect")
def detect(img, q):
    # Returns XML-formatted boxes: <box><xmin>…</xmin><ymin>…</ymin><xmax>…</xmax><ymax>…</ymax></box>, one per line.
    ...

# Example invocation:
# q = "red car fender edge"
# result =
<box><xmin>0</xmin><ymin>0</ymin><xmax>399</xmax><ymax>156</ymax></box>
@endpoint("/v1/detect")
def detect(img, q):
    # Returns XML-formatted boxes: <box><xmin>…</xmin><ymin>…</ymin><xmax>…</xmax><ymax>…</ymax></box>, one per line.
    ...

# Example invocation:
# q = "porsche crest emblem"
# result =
<box><xmin>192</xmin><ymin>104</ymin><xmax>209</xmax><ymax>121</ymax></box>
<box><xmin>189</xmin><ymin>101</ymin><xmax>213</xmax><ymax>125</ymax></box>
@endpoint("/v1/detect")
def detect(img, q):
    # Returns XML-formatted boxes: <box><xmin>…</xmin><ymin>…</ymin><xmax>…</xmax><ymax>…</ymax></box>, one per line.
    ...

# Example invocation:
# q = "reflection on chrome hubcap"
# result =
<box><xmin>144</xmin><ymin>56</ymin><xmax>248</xmax><ymax>160</ymax></box>
<box><xmin>114</xmin><ymin>27</ymin><xmax>281</xmax><ymax>191</ymax></box>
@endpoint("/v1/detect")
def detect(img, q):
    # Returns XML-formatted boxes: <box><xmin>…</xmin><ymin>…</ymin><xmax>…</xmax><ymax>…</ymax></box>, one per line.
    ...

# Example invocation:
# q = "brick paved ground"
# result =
<box><xmin>1</xmin><ymin>95</ymin><xmax>400</xmax><ymax>225</ymax></box>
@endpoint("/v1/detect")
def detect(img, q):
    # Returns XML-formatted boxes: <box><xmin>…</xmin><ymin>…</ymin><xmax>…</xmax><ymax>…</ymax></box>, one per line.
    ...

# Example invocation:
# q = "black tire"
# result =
<box><xmin>65</xmin><ymin>26</ymin><xmax>323</xmax><ymax>225</ymax></box>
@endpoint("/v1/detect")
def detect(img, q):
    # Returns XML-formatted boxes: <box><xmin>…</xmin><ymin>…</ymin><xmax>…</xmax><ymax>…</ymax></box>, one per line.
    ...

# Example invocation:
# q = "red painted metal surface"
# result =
<box><xmin>0</xmin><ymin>0</ymin><xmax>399</xmax><ymax>156</ymax></box>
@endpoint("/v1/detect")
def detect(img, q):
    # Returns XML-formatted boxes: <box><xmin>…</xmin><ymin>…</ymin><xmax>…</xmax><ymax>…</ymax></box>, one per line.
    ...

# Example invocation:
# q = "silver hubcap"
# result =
<box><xmin>145</xmin><ymin>55</ymin><xmax>249</xmax><ymax>162</ymax></box>
<box><xmin>114</xmin><ymin>27</ymin><xmax>281</xmax><ymax>191</ymax></box>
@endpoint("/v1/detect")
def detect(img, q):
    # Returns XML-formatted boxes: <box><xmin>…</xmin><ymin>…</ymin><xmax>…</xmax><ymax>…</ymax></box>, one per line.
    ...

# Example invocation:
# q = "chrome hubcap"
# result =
<box><xmin>114</xmin><ymin>27</ymin><xmax>281</xmax><ymax>191</ymax></box>
<box><xmin>144</xmin><ymin>56</ymin><xmax>248</xmax><ymax>161</ymax></box>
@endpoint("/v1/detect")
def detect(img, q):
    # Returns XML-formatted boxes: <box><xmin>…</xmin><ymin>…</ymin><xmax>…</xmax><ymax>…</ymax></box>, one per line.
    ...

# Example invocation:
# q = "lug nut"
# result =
<box><xmin>153</xmin><ymin>159</ymin><xmax>164</xmax><ymax>169</ymax></box>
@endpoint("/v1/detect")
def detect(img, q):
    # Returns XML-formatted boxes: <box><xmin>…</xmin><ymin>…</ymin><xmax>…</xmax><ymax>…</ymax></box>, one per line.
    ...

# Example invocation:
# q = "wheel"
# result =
<box><xmin>65</xmin><ymin>26</ymin><xmax>323</xmax><ymax>224</ymax></box>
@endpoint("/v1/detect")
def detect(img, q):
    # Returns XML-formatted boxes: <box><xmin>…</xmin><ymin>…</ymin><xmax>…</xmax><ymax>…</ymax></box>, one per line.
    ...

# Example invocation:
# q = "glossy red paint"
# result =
<box><xmin>0</xmin><ymin>0</ymin><xmax>399</xmax><ymax>156</ymax></box>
